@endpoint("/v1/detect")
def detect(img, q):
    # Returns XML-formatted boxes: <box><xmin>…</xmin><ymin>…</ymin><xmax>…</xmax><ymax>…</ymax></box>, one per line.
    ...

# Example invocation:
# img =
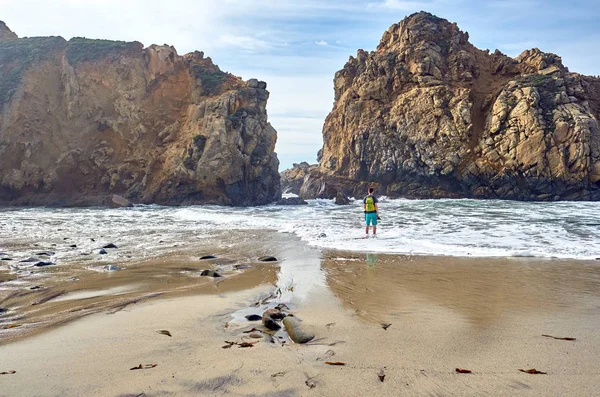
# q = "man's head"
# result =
<box><xmin>368</xmin><ymin>187</ymin><xmax>374</xmax><ymax>194</ymax></box>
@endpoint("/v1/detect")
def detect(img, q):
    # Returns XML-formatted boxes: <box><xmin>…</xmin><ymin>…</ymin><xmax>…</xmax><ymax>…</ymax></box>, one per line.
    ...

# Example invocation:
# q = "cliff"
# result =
<box><xmin>0</xmin><ymin>23</ymin><xmax>280</xmax><ymax>206</ymax></box>
<box><xmin>295</xmin><ymin>12</ymin><xmax>600</xmax><ymax>201</ymax></box>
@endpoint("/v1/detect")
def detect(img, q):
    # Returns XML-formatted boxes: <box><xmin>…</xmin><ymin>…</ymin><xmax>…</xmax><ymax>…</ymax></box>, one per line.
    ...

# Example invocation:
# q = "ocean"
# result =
<box><xmin>1</xmin><ymin>196</ymin><xmax>599</xmax><ymax>262</ymax></box>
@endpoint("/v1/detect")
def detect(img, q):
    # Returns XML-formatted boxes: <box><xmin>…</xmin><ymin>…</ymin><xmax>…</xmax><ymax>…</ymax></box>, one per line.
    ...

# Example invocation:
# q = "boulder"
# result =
<box><xmin>283</xmin><ymin>316</ymin><xmax>315</xmax><ymax>344</ymax></box>
<box><xmin>335</xmin><ymin>191</ymin><xmax>350</xmax><ymax>205</ymax></box>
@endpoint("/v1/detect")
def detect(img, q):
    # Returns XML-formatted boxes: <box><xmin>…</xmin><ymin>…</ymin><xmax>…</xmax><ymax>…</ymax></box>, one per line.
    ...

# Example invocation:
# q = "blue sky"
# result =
<box><xmin>1</xmin><ymin>0</ymin><xmax>599</xmax><ymax>170</ymax></box>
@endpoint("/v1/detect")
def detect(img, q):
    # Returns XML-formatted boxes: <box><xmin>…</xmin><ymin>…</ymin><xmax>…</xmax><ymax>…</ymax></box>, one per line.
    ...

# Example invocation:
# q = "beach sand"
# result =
<box><xmin>1</xmin><ymin>236</ymin><xmax>600</xmax><ymax>396</ymax></box>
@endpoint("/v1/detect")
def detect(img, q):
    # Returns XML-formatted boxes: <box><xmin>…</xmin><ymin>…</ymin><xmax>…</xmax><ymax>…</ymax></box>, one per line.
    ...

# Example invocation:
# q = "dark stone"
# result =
<box><xmin>98</xmin><ymin>249</ymin><xmax>108</xmax><ymax>255</ymax></box>
<box><xmin>200</xmin><ymin>255</ymin><xmax>217</xmax><ymax>260</ymax></box>
<box><xmin>257</xmin><ymin>256</ymin><xmax>278</xmax><ymax>262</ymax></box>
<box><xmin>0</xmin><ymin>252</ymin><xmax>8</xmax><ymax>256</ymax></box>
<box><xmin>318</xmin><ymin>233</ymin><xmax>327</xmax><ymax>238</ymax></box>
<box><xmin>1</xmin><ymin>258</ymin><xmax>12</xmax><ymax>261</ymax></box>
<box><xmin>335</xmin><ymin>191</ymin><xmax>350</xmax><ymax>205</ymax></box>
<box><xmin>36</xmin><ymin>251</ymin><xmax>55</xmax><ymax>256</ymax></box>
<box><xmin>30</xmin><ymin>286</ymin><xmax>42</xmax><ymax>290</ymax></box>
<box><xmin>200</xmin><ymin>269</ymin><xmax>222</xmax><ymax>277</ymax></box>
<box><xmin>262</xmin><ymin>308</ymin><xmax>286</xmax><ymax>330</ymax></box>
<box><xmin>69</xmin><ymin>244</ymin><xmax>77</xmax><ymax>248</ymax></box>
<box><xmin>245</xmin><ymin>314</ymin><xmax>262</xmax><ymax>321</ymax></box>
<box><xmin>276</xmin><ymin>197</ymin><xmax>308</xmax><ymax>205</ymax></box>
<box><xmin>234</xmin><ymin>264</ymin><xmax>251</xmax><ymax>270</ymax></box>
<box><xmin>103</xmin><ymin>243</ymin><xmax>118</xmax><ymax>249</ymax></box>
<box><xmin>0</xmin><ymin>308</ymin><xmax>6</xmax><ymax>314</ymax></box>
<box><xmin>34</xmin><ymin>261</ymin><xmax>56</xmax><ymax>267</ymax></box>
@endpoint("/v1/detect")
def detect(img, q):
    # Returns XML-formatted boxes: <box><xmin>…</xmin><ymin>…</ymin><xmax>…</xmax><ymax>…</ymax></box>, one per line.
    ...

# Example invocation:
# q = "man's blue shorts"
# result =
<box><xmin>365</xmin><ymin>212</ymin><xmax>377</xmax><ymax>226</ymax></box>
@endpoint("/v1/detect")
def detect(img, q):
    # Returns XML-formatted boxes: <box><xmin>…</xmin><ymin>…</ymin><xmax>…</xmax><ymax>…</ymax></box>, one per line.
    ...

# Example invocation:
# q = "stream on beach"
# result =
<box><xmin>1</xmin><ymin>197</ymin><xmax>600</xmax><ymax>342</ymax></box>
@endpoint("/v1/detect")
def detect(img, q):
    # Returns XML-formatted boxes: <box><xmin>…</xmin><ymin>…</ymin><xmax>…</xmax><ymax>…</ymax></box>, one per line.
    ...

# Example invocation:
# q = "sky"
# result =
<box><xmin>1</xmin><ymin>0</ymin><xmax>599</xmax><ymax>170</ymax></box>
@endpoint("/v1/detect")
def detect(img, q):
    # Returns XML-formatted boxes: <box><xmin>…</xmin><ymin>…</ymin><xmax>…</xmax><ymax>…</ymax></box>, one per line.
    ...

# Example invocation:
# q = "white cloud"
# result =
<box><xmin>315</xmin><ymin>40</ymin><xmax>329</xmax><ymax>46</ymax></box>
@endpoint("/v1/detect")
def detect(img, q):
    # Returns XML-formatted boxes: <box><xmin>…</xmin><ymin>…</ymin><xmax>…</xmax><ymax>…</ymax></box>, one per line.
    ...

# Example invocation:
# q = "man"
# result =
<box><xmin>363</xmin><ymin>187</ymin><xmax>379</xmax><ymax>238</ymax></box>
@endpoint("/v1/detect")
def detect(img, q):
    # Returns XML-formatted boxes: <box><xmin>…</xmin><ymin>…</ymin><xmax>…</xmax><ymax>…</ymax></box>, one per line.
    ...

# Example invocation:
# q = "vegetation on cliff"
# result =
<box><xmin>65</xmin><ymin>38</ymin><xmax>142</xmax><ymax>64</ymax></box>
<box><xmin>0</xmin><ymin>37</ymin><xmax>65</xmax><ymax>104</ymax></box>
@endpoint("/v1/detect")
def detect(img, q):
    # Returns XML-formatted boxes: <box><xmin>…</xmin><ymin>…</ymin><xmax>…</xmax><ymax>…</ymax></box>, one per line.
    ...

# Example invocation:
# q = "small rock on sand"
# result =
<box><xmin>34</xmin><ymin>261</ymin><xmax>56</xmax><ymax>267</ymax></box>
<box><xmin>245</xmin><ymin>314</ymin><xmax>262</xmax><ymax>321</ymax></box>
<box><xmin>200</xmin><ymin>269</ymin><xmax>222</xmax><ymax>277</ymax></box>
<box><xmin>283</xmin><ymin>316</ymin><xmax>315</xmax><ymax>344</ymax></box>
<box><xmin>257</xmin><ymin>256</ymin><xmax>278</xmax><ymax>262</ymax></box>
<box><xmin>102</xmin><ymin>243</ymin><xmax>118</xmax><ymax>249</ymax></box>
<box><xmin>200</xmin><ymin>255</ymin><xmax>217</xmax><ymax>260</ymax></box>
<box><xmin>98</xmin><ymin>249</ymin><xmax>108</xmax><ymax>255</ymax></box>
<box><xmin>262</xmin><ymin>308</ymin><xmax>286</xmax><ymax>330</ymax></box>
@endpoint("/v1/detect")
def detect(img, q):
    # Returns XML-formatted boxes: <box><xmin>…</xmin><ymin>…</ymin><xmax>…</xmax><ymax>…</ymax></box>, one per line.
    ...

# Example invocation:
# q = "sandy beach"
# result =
<box><xmin>1</xmin><ymin>233</ymin><xmax>600</xmax><ymax>396</ymax></box>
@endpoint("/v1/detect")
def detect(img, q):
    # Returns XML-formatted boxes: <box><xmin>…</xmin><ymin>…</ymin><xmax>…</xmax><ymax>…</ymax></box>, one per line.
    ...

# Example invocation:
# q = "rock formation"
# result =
<box><xmin>0</xmin><ymin>23</ymin><xmax>280</xmax><ymax>206</ymax></box>
<box><xmin>295</xmin><ymin>12</ymin><xmax>600</xmax><ymax>201</ymax></box>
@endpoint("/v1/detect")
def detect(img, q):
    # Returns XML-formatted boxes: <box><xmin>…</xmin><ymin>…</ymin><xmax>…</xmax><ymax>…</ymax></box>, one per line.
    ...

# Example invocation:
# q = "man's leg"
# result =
<box><xmin>373</xmin><ymin>226</ymin><xmax>377</xmax><ymax>235</ymax></box>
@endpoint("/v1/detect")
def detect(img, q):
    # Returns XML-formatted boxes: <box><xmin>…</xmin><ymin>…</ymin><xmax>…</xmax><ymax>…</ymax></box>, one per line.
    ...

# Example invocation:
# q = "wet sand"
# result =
<box><xmin>1</xmin><ymin>236</ymin><xmax>600</xmax><ymax>396</ymax></box>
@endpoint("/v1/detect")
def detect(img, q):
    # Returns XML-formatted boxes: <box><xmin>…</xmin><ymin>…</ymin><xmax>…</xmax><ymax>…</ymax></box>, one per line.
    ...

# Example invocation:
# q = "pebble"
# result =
<box><xmin>249</xmin><ymin>333</ymin><xmax>262</xmax><ymax>339</ymax></box>
<box><xmin>200</xmin><ymin>255</ymin><xmax>217</xmax><ymax>260</ymax></box>
<box><xmin>34</xmin><ymin>261</ymin><xmax>56</xmax><ymax>267</ymax></box>
<box><xmin>245</xmin><ymin>314</ymin><xmax>262</xmax><ymax>321</ymax></box>
<box><xmin>69</xmin><ymin>244</ymin><xmax>77</xmax><ymax>248</ymax></box>
<box><xmin>257</xmin><ymin>256</ymin><xmax>278</xmax><ymax>262</ymax></box>
<box><xmin>200</xmin><ymin>269</ymin><xmax>222</xmax><ymax>277</ymax></box>
<box><xmin>102</xmin><ymin>243</ymin><xmax>118</xmax><ymax>249</ymax></box>
<box><xmin>104</xmin><ymin>265</ymin><xmax>121</xmax><ymax>272</ymax></box>
<box><xmin>35</xmin><ymin>252</ymin><xmax>55</xmax><ymax>256</ymax></box>
<box><xmin>98</xmin><ymin>249</ymin><xmax>108</xmax><ymax>255</ymax></box>
<box><xmin>234</xmin><ymin>264</ymin><xmax>252</xmax><ymax>270</ymax></box>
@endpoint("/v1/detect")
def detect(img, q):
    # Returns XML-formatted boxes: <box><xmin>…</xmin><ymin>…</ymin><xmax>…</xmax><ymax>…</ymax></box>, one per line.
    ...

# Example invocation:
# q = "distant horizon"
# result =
<box><xmin>2</xmin><ymin>0</ymin><xmax>599</xmax><ymax>170</ymax></box>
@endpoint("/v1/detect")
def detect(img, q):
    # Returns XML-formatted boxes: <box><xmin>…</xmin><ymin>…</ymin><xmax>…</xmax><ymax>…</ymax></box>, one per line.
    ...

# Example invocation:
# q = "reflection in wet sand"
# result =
<box><xmin>0</xmin><ymin>234</ymin><xmax>281</xmax><ymax>344</ymax></box>
<box><xmin>323</xmin><ymin>253</ymin><xmax>600</xmax><ymax>328</ymax></box>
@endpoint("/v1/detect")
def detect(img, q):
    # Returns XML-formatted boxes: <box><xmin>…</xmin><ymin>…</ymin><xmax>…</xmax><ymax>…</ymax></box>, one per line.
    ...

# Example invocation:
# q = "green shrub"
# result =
<box><xmin>192</xmin><ymin>65</ymin><xmax>226</xmax><ymax>95</ymax></box>
<box><xmin>65</xmin><ymin>37</ymin><xmax>140</xmax><ymax>64</ymax></box>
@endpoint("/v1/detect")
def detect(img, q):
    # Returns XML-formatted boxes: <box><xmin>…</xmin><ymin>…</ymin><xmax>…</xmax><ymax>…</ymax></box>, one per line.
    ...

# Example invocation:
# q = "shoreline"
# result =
<box><xmin>1</xmin><ymin>234</ymin><xmax>600</xmax><ymax>396</ymax></box>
